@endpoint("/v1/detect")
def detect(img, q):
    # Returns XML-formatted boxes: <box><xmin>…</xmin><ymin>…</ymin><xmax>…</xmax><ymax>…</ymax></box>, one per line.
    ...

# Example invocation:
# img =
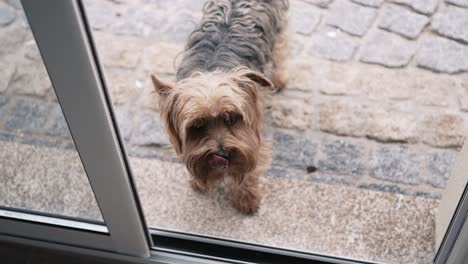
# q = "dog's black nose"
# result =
<box><xmin>215</xmin><ymin>150</ymin><xmax>231</xmax><ymax>161</ymax></box>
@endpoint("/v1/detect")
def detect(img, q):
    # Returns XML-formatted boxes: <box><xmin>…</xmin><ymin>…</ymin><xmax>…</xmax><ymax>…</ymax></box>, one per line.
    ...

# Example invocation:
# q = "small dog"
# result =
<box><xmin>151</xmin><ymin>0</ymin><xmax>289</xmax><ymax>213</ymax></box>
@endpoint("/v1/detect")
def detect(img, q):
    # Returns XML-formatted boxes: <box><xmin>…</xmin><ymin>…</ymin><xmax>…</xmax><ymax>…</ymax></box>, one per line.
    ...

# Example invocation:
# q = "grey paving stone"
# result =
<box><xmin>115</xmin><ymin>109</ymin><xmax>134</xmax><ymax>141</ymax></box>
<box><xmin>326</xmin><ymin>0</ymin><xmax>377</xmax><ymax>36</ymax></box>
<box><xmin>4</xmin><ymin>97</ymin><xmax>51</xmax><ymax>133</ymax></box>
<box><xmin>358</xmin><ymin>183</ymin><xmax>411</xmax><ymax>195</ymax></box>
<box><xmin>318</xmin><ymin>139</ymin><xmax>366</xmax><ymax>176</ymax></box>
<box><xmin>301</xmin><ymin>0</ymin><xmax>334</xmax><ymax>8</ymax></box>
<box><xmin>350</xmin><ymin>0</ymin><xmax>384</xmax><ymax>7</ymax></box>
<box><xmin>290</xmin><ymin>0</ymin><xmax>321</xmax><ymax>36</ymax></box>
<box><xmin>0</xmin><ymin>55</ymin><xmax>15</xmax><ymax>93</ymax></box>
<box><xmin>379</xmin><ymin>4</ymin><xmax>429</xmax><ymax>39</ymax></box>
<box><xmin>370</xmin><ymin>145</ymin><xmax>421</xmax><ymax>185</ymax></box>
<box><xmin>128</xmin><ymin>146</ymin><xmax>178</xmax><ymax>162</ymax></box>
<box><xmin>110</xmin><ymin>8</ymin><xmax>152</xmax><ymax>37</ymax></box>
<box><xmin>446</xmin><ymin>0</ymin><xmax>468</xmax><ymax>7</ymax></box>
<box><xmin>132</xmin><ymin>111</ymin><xmax>168</xmax><ymax>147</ymax></box>
<box><xmin>266</xmin><ymin>166</ymin><xmax>308</xmax><ymax>180</ymax></box>
<box><xmin>309</xmin><ymin>174</ymin><xmax>352</xmax><ymax>186</ymax></box>
<box><xmin>0</xmin><ymin>95</ymin><xmax>10</xmax><ymax>121</ymax></box>
<box><xmin>6</xmin><ymin>0</ymin><xmax>22</xmax><ymax>9</ymax></box>
<box><xmin>360</xmin><ymin>30</ymin><xmax>417</xmax><ymax>67</ymax></box>
<box><xmin>308</xmin><ymin>27</ymin><xmax>358</xmax><ymax>62</ymax></box>
<box><xmin>272</xmin><ymin>129</ymin><xmax>317</xmax><ymax>170</ymax></box>
<box><xmin>422</xmin><ymin>113</ymin><xmax>464</xmax><ymax>148</ymax></box>
<box><xmin>8</xmin><ymin>55</ymin><xmax>52</xmax><ymax>97</ymax></box>
<box><xmin>432</xmin><ymin>5</ymin><xmax>468</xmax><ymax>44</ymax></box>
<box><xmin>162</xmin><ymin>11</ymin><xmax>198</xmax><ymax>44</ymax></box>
<box><xmin>416</xmin><ymin>36</ymin><xmax>468</xmax><ymax>73</ymax></box>
<box><xmin>0</xmin><ymin>130</ymin><xmax>15</xmax><ymax>141</ymax></box>
<box><xmin>19</xmin><ymin>136</ymin><xmax>64</xmax><ymax>149</ymax></box>
<box><xmin>45</xmin><ymin>104</ymin><xmax>71</xmax><ymax>138</ymax></box>
<box><xmin>0</xmin><ymin>2</ymin><xmax>15</xmax><ymax>26</ymax></box>
<box><xmin>425</xmin><ymin>150</ymin><xmax>457</xmax><ymax>188</ymax></box>
<box><xmin>414</xmin><ymin>192</ymin><xmax>441</xmax><ymax>199</ymax></box>
<box><xmin>83</xmin><ymin>0</ymin><xmax>119</xmax><ymax>31</ymax></box>
<box><xmin>390</xmin><ymin>0</ymin><xmax>439</xmax><ymax>15</ymax></box>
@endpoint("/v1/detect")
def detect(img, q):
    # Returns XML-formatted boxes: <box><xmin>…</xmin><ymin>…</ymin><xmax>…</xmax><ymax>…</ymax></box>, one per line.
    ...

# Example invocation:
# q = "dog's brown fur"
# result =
<box><xmin>151</xmin><ymin>0</ymin><xmax>288</xmax><ymax>214</ymax></box>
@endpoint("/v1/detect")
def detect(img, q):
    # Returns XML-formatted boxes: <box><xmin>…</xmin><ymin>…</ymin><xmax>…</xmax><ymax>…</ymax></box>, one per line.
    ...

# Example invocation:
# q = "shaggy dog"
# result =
<box><xmin>151</xmin><ymin>0</ymin><xmax>288</xmax><ymax>213</ymax></box>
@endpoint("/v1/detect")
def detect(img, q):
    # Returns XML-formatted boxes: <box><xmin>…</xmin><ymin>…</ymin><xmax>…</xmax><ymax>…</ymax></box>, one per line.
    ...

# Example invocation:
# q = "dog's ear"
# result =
<box><xmin>242</xmin><ymin>71</ymin><xmax>274</xmax><ymax>91</ymax></box>
<box><xmin>151</xmin><ymin>73</ymin><xmax>174</xmax><ymax>95</ymax></box>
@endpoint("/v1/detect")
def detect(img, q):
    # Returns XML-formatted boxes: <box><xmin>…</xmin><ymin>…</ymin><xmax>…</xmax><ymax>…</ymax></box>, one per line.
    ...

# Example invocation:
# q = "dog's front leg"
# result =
<box><xmin>230</xmin><ymin>172</ymin><xmax>262</xmax><ymax>214</ymax></box>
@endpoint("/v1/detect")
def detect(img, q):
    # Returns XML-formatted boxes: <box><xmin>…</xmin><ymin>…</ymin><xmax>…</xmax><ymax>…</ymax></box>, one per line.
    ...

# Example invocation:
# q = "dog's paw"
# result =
<box><xmin>189</xmin><ymin>178</ymin><xmax>208</xmax><ymax>193</ymax></box>
<box><xmin>232</xmin><ymin>192</ymin><xmax>261</xmax><ymax>214</ymax></box>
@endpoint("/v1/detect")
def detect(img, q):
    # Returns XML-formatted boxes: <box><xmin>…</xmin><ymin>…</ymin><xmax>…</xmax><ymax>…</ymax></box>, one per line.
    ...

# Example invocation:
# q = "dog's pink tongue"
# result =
<box><xmin>208</xmin><ymin>154</ymin><xmax>229</xmax><ymax>169</ymax></box>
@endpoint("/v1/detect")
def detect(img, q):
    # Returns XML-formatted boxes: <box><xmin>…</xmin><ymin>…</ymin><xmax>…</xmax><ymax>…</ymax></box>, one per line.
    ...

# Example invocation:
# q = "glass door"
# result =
<box><xmin>0</xmin><ymin>0</ymin><xmax>149</xmax><ymax>257</ymax></box>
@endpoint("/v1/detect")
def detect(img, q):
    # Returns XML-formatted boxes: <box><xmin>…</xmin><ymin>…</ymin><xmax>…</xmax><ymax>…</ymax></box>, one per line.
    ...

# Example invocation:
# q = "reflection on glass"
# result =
<box><xmin>85</xmin><ymin>0</ymin><xmax>468</xmax><ymax>263</ymax></box>
<box><xmin>0</xmin><ymin>0</ymin><xmax>103</xmax><ymax>223</ymax></box>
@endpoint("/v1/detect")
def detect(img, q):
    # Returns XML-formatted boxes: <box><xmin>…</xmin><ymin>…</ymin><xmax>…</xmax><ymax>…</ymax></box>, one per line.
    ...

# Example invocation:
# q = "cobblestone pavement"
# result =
<box><xmin>1</xmin><ymin>0</ymin><xmax>467</xmax><ymax>199</ymax></box>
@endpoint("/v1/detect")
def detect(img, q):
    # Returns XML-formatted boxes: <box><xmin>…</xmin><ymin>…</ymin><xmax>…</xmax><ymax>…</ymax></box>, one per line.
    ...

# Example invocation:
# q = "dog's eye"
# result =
<box><xmin>192</xmin><ymin>122</ymin><xmax>205</xmax><ymax>129</ymax></box>
<box><xmin>225</xmin><ymin>114</ymin><xmax>239</xmax><ymax>126</ymax></box>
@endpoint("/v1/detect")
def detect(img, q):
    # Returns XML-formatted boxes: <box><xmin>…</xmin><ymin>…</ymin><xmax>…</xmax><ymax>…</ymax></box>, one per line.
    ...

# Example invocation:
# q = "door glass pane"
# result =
<box><xmin>0</xmin><ymin>0</ymin><xmax>103</xmax><ymax>224</ymax></box>
<box><xmin>85</xmin><ymin>0</ymin><xmax>468</xmax><ymax>262</ymax></box>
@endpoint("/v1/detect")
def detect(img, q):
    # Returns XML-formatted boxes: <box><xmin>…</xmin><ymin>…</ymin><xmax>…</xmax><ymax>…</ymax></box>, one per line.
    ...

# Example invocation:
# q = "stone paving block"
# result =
<box><xmin>366</xmin><ymin>105</ymin><xmax>419</xmax><ymax>143</ymax></box>
<box><xmin>132</xmin><ymin>111</ymin><xmax>168</xmax><ymax>146</ymax></box>
<box><xmin>422</xmin><ymin>113</ymin><xmax>465</xmax><ymax>148</ymax></box>
<box><xmin>416</xmin><ymin>36</ymin><xmax>468</xmax><ymax>74</ymax></box>
<box><xmin>45</xmin><ymin>104</ymin><xmax>71</xmax><ymax>138</ymax></box>
<box><xmin>446</xmin><ymin>0</ymin><xmax>468</xmax><ymax>7</ymax></box>
<box><xmin>0</xmin><ymin>95</ymin><xmax>10</xmax><ymax>121</ymax></box>
<box><xmin>425</xmin><ymin>150</ymin><xmax>457</xmax><ymax>188</ymax></box>
<box><xmin>326</xmin><ymin>0</ymin><xmax>377</xmax><ymax>36</ymax></box>
<box><xmin>83</xmin><ymin>0</ymin><xmax>122</xmax><ymax>31</ymax></box>
<box><xmin>0</xmin><ymin>24</ymin><xmax>28</xmax><ymax>56</ymax></box>
<box><xmin>460</xmin><ymin>79</ymin><xmax>468</xmax><ymax>111</ymax></box>
<box><xmin>289</xmin><ymin>0</ymin><xmax>321</xmax><ymax>36</ymax></box>
<box><xmin>390</xmin><ymin>0</ymin><xmax>439</xmax><ymax>15</ymax></box>
<box><xmin>319</xmin><ymin>99</ymin><xmax>421</xmax><ymax>143</ymax></box>
<box><xmin>317</xmin><ymin>62</ymin><xmax>358</xmax><ymax>95</ymax></box>
<box><xmin>319</xmin><ymin>99</ymin><xmax>369</xmax><ymax>137</ymax></box>
<box><xmin>370</xmin><ymin>145</ymin><xmax>421</xmax><ymax>185</ymax></box>
<box><xmin>432</xmin><ymin>5</ymin><xmax>468</xmax><ymax>44</ymax></box>
<box><xmin>271</xmin><ymin>129</ymin><xmax>317</xmax><ymax>170</ymax></box>
<box><xmin>0</xmin><ymin>54</ymin><xmax>15</xmax><ymax>93</ymax></box>
<box><xmin>115</xmin><ymin>108</ymin><xmax>134</xmax><ymax>141</ymax></box>
<box><xmin>0</xmin><ymin>2</ymin><xmax>15</xmax><ymax>26</ymax></box>
<box><xmin>8</xmin><ymin>58</ymin><xmax>52</xmax><ymax>97</ymax></box>
<box><xmin>94</xmin><ymin>32</ymin><xmax>144</xmax><ymax>69</ymax></box>
<box><xmin>6</xmin><ymin>0</ymin><xmax>22</xmax><ymax>10</ymax></box>
<box><xmin>350</xmin><ymin>0</ymin><xmax>384</xmax><ymax>7</ymax></box>
<box><xmin>360</xmin><ymin>30</ymin><xmax>417</xmax><ymax>67</ymax></box>
<box><xmin>162</xmin><ymin>11</ymin><xmax>199</xmax><ymax>44</ymax></box>
<box><xmin>309</xmin><ymin>27</ymin><xmax>358</xmax><ymax>62</ymax></box>
<box><xmin>142</xmin><ymin>43</ymin><xmax>183</xmax><ymax>75</ymax></box>
<box><xmin>358</xmin><ymin>183</ymin><xmax>411</xmax><ymax>195</ymax></box>
<box><xmin>7</xmin><ymin>40</ymin><xmax>52</xmax><ymax>97</ymax></box>
<box><xmin>318</xmin><ymin>139</ymin><xmax>366</xmax><ymax>175</ymax></box>
<box><xmin>413</xmin><ymin>72</ymin><xmax>456</xmax><ymax>107</ymax></box>
<box><xmin>4</xmin><ymin>97</ymin><xmax>51</xmax><ymax>133</ymax></box>
<box><xmin>271</xmin><ymin>97</ymin><xmax>314</xmax><ymax>131</ymax></box>
<box><xmin>103</xmin><ymin>68</ymin><xmax>142</xmax><ymax>106</ymax></box>
<box><xmin>301</xmin><ymin>0</ymin><xmax>334</xmax><ymax>8</ymax></box>
<box><xmin>287</xmin><ymin>60</ymin><xmax>317</xmax><ymax>91</ymax></box>
<box><xmin>379</xmin><ymin>4</ymin><xmax>429</xmax><ymax>39</ymax></box>
<box><xmin>350</xmin><ymin>66</ymin><xmax>413</xmax><ymax>100</ymax></box>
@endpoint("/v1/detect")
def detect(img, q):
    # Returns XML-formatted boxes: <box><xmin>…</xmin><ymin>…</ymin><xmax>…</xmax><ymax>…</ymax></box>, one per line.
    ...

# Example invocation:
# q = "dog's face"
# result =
<box><xmin>151</xmin><ymin>69</ymin><xmax>272</xmax><ymax>189</ymax></box>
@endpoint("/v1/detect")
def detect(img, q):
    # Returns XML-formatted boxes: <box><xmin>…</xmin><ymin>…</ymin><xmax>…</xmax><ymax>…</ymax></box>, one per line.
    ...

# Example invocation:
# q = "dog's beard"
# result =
<box><xmin>183</xmin><ymin>130</ymin><xmax>259</xmax><ymax>190</ymax></box>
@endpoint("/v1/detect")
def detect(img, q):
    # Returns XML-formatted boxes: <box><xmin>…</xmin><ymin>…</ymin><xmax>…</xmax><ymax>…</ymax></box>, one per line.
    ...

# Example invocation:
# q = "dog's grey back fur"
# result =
<box><xmin>176</xmin><ymin>0</ymin><xmax>288</xmax><ymax>81</ymax></box>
